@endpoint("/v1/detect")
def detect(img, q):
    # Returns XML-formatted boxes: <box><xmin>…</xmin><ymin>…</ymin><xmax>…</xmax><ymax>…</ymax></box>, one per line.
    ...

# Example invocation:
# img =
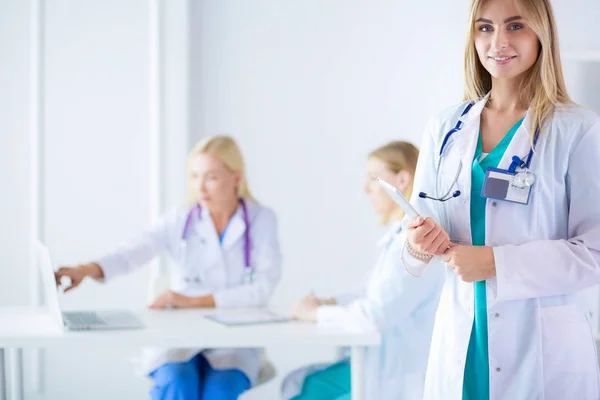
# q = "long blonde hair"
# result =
<box><xmin>369</xmin><ymin>141</ymin><xmax>419</xmax><ymax>224</ymax></box>
<box><xmin>463</xmin><ymin>0</ymin><xmax>571</xmax><ymax>138</ymax></box>
<box><xmin>186</xmin><ymin>136</ymin><xmax>256</xmax><ymax>204</ymax></box>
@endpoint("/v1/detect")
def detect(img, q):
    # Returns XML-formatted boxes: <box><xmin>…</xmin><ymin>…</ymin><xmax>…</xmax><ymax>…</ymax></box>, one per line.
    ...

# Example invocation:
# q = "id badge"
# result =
<box><xmin>481</xmin><ymin>167</ymin><xmax>532</xmax><ymax>205</ymax></box>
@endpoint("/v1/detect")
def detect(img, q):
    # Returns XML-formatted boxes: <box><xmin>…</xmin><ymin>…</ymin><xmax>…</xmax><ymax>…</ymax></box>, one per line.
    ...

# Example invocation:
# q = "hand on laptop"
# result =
<box><xmin>55</xmin><ymin>263</ymin><xmax>104</xmax><ymax>293</ymax></box>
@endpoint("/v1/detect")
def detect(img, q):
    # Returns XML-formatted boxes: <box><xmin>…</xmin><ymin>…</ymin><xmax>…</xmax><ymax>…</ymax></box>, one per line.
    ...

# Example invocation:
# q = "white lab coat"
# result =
<box><xmin>282</xmin><ymin>223</ymin><xmax>444</xmax><ymax>400</ymax></box>
<box><xmin>96</xmin><ymin>199</ymin><xmax>281</xmax><ymax>384</ymax></box>
<box><xmin>402</xmin><ymin>95</ymin><xmax>600</xmax><ymax>400</ymax></box>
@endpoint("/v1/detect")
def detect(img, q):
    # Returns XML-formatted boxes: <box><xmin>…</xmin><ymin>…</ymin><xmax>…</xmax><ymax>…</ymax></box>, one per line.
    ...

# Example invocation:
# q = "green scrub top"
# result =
<box><xmin>462</xmin><ymin>117</ymin><xmax>524</xmax><ymax>400</ymax></box>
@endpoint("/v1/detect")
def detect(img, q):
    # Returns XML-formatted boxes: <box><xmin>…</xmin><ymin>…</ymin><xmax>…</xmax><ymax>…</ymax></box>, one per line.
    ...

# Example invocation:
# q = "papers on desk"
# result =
<box><xmin>205</xmin><ymin>309</ymin><xmax>290</xmax><ymax>326</ymax></box>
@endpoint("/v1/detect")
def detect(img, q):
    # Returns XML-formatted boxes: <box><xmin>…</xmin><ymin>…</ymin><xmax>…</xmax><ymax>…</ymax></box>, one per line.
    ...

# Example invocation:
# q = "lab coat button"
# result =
<box><xmin>496</xmin><ymin>367</ymin><xmax>501</xmax><ymax>372</ymax></box>
<box><xmin>457</xmin><ymin>360</ymin><xmax>462</xmax><ymax>365</ymax></box>
<box><xmin>492</xmin><ymin>201</ymin><xmax>498</xmax><ymax>207</ymax></box>
<box><xmin>494</xmin><ymin>313</ymin><xmax>500</xmax><ymax>318</ymax></box>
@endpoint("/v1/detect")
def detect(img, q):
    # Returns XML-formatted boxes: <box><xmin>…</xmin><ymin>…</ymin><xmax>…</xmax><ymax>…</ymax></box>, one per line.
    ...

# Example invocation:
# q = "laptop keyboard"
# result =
<box><xmin>64</xmin><ymin>312</ymin><xmax>106</xmax><ymax>327</ymax></box>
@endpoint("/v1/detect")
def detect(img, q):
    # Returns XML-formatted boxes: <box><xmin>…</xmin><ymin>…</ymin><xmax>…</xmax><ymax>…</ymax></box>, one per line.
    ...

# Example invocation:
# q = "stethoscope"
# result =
<box><xmin>180</xmin><ymin>198</ymin><xmax>253</xmax><ymax>284</ymax></box>
<box><xmin>419</xmin><ymin>102</ymin><xmax>539</xmax><ymax>202</ymax></box>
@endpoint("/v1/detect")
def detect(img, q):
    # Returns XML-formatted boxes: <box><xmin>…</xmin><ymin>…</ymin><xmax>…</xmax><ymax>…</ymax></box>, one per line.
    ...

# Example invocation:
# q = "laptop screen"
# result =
<box><xmin>36</xmin><ymin>242</ymin><xmax>66</xmax><ymax>328</ymax></box>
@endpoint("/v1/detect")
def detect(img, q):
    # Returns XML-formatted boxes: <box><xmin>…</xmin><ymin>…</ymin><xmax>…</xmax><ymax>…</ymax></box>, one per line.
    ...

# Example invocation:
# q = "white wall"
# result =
<box><xmin>189</xmin><ymin>0</ymin><xmax>469</xmax><ymax>304</ymax></box>
<box><xmin>1</xmin><ymin>0</ymin><xmax>189</xmax><ymax>398</ymax></box>
<box><xmin>554</xmin><ymin>0</ymin><xmax>600</xmax><ymax>52</ymax></box>
<box><xmin>0</xmin><ymin>0</ymin><xmax>32</xmax><ymax>307</ymax></box>
<box><xmin>1</xmin><ymin>1</ymin><xmax>599</xmax><ymax>399</ymax></box>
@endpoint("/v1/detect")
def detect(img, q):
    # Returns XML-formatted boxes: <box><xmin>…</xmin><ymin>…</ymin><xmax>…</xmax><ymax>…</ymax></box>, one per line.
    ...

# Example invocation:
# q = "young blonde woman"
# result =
<box><xmin>55</xmin><ymin>136</ymin><xmax>282</xmax><ymax>400</ymax></box>
<box><xmin>284</xmin><ymin>141</ymin><xmax>445</xmax><ymax>400</ymax></box>
<box><xmin>402</xmin><ymin>0</ymin><xmax>600</xmax><ymax>398</ymax></box>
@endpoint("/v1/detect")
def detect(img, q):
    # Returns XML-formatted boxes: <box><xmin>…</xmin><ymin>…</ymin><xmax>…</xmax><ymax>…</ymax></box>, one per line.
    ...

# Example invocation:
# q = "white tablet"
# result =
<box><xmin>377</xmin><ymin>178</ymin><xmax>420</xmax><ymax>218</ymax></box>
<box><xmin>205</xmin><ymin>309</ymin><xmax>290</xmax><ymax>326</ymax></box>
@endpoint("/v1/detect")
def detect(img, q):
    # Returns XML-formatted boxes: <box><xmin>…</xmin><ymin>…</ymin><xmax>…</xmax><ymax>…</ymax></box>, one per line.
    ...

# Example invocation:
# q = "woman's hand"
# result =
<box><xmin>55</xmin><ymin>263</ymin><xmax>104</xmax><ymax>293</ymax></box>
<box><xmin>291</xmin><ymin>293</ymin><xmax>322</xmax><ymax>322</ymax></box>
<box><xmin>149</xmin><ymin>291</ymin><xmax>215</xmax><ymax>309</ymax></box>
<box><xmin>150</xmin><ymin>290</ymin><xmax>193</xmax><ymax>309</ymax></box>
<box><xmin>407</xmin><ymin>216</ymin><xmax>451</xmax><ymax>256</ymax></box>
<box><xmin>442</xmin><ymin>244</ymin><xmax>496</xmax><ymax>282</ymax></box>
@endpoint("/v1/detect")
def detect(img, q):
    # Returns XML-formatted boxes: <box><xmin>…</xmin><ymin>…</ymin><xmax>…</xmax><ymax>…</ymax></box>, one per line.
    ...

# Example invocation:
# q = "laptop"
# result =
<box><xmin>37</xmin><ymin>241</ymin><xmax>144</xmax><ymax>331</ymax></box>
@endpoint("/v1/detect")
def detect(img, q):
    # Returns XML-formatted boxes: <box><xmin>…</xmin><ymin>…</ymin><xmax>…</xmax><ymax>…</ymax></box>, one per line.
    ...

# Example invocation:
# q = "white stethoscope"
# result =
<box><xmin>419</xmin><ymin>103</ymin><xmax>539</xmax><ymax>202</ymax></box>
<box><xmin>179</xmin><ymin>199</ymin><xmax>253</xmax><ymax>284</ymax></box>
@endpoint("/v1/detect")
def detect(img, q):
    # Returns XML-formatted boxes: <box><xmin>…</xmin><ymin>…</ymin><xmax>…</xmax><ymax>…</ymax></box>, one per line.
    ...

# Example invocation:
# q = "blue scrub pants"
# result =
<box><xmin>149</xmin><ymin>352</ymin><xmax>250</xmax><ymax>400</ymax></box>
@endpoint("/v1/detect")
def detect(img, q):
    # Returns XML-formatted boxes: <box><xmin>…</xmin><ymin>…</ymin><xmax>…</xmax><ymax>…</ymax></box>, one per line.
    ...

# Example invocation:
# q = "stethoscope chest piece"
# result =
<box><xmin>513</xmin><ymin>171</ymin><xmax>536</xmax><ymax>188</ymax></box>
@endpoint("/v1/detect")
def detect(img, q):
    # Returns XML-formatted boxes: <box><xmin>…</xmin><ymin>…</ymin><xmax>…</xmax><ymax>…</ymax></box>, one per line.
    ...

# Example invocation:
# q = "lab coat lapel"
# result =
<box><xmin>189</xmin><ymin>207</ymin><xmax>223</xmax><ymax>270</ymax></box>
<box><xmin>376</xmin><ymin>221</ymin><xmax>403</xmax><ymax>248</ymax></box>
<box><xmin>376</xmin><ymin>234</ymin><xmax>390</xmax><ymax>248</ymax></box>
<box><xmin>196</xmin><ymin>206</ymin><xmax>220</xmax><ymax>246</ymax></box>
<box><xmin>221</xmin><ymin>203</ymin><xmax>248</xmax><ymax>252</ymax></box>
<box><xmin>496</xmin><ymin>108</ymin><xmax>535</xmax><ymax>171</ymax></box>
<box><xmin>452</xmin><ymin>95</ymin><xmax>488</xmax><ymax>163</ymax></box>
<box><xmin>438</xmin><ymin>95</ymin><xmax>487</xmax><ymax>244</ymax></box>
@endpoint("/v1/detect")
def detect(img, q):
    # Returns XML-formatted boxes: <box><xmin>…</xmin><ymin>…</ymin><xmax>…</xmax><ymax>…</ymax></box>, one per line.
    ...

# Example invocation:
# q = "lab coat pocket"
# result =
<box><xmin>540</xmin><ymin>304</ymin><xmax>598</xmax><ymax>399</ymax></box>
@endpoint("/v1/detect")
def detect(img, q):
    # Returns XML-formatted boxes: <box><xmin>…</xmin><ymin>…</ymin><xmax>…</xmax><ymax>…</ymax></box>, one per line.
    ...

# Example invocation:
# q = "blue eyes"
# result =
<box><xmin>477</xmin><ymin>23</ymin><xmax>524</xmax><ymax>32</ymax></box>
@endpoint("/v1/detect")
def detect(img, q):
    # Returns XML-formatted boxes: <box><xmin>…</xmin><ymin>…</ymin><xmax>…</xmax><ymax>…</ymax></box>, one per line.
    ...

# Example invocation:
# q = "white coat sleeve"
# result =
<box><xmin>398</xmin><ymin>117</ymin><xmax>446</xmax><ymax>276</ymax></box>
<box><xmin>94</xmin><ymin>210</ymin><xmax>178</xmax><ymax>282</ymax></box>
<box><xmin>213</xmin><ymin>208</ymin><xmax>282</xmax><ymax>308</ymax></box>
<box><xmin>494</xmin><ymin>121</ymin><xmax>600</xmax><ymax>301</ymax></box>
<box><xmin>334</xmin><ymin>286</ymin><xmax>366</xmax><ymax>307</ymax></box>
<box><xmin>317</xmin><ymin>246</ymin><xmax>445</xmax><ymax>331</ymax></box>
<box><xmin>334</xmin><ymin>269</ymin><xmax>370</xmax><ymax>306</ymax></box>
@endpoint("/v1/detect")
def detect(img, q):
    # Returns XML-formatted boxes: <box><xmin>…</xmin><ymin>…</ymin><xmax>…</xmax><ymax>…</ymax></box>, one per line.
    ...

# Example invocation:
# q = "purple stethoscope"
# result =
<box><xmin>180</xmin><ymin>198</ymin><xmax>253</xmax><ymax>284</ymax></box>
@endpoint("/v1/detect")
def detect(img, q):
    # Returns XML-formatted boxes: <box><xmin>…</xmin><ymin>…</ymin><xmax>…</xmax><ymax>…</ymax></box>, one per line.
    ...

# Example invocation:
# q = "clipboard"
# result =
<box><xmin>205</xmin><ymin>309</ymin><xmax>291</xmax><ymax>326</ymax></box>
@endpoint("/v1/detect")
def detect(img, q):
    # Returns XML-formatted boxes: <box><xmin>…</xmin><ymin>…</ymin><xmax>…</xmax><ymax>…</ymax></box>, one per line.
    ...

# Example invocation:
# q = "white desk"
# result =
<box><xmin>0</xmin><ymin>307</ymin><xmax>380</xmax><ymax>400</ymax></box>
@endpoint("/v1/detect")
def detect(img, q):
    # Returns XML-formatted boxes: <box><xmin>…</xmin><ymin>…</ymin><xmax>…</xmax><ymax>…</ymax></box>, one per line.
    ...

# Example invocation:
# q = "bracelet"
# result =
<box><xmin>406</xmin><ymin>240</ymin><xmax>434</xmax><ymax>261</ymax></box>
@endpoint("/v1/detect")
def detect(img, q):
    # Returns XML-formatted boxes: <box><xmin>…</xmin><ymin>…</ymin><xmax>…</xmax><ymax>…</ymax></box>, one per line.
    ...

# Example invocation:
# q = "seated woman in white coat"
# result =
<box><xmin>282</xmin><ymin>141</ymin><xmax>445</xmax><ymax>400</ymax></box>
<box><xmin>55</xmin><ymin>136</ymin><xmax>282</xmax><ymax>400</ymax></box>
